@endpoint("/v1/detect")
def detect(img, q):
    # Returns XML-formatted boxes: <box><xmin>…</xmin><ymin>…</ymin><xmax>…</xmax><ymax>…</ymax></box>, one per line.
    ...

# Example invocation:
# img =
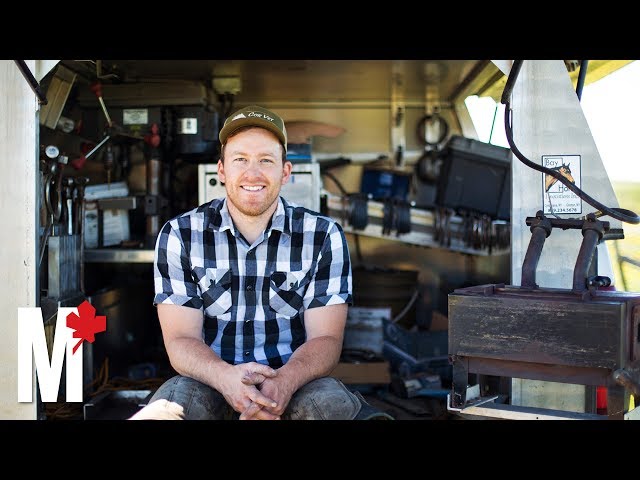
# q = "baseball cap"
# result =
<box><xmin>219</xmin><ymin>105</ymin><xmax>288</xmax><ymax>152</ymax></box>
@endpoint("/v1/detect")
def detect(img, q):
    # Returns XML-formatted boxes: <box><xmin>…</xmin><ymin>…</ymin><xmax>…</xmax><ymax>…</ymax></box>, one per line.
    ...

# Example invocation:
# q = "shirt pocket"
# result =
<box><xmin>202</xmin><ymin>268</ymin><xmax>233</xmax><ymax>317</ymax></box>
<box><xmin>269</xmin><ymin>269</ymin><xmax>312</xmax><ymax>317</ymax></box>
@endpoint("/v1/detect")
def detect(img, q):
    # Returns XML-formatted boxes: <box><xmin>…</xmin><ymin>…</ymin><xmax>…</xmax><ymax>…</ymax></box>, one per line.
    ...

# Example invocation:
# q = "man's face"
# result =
<box><xmin>218</xmin><ymin>127</ymin><xmax>292</xmax><ymax>219</ymax></box>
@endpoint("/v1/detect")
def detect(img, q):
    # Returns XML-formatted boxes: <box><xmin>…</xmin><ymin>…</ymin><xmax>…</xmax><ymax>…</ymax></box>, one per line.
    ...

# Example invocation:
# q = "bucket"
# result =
<box><xmin>352</xmin><ymin>266</ymin><xmax>419</xmax><ymax>328</ymax></box>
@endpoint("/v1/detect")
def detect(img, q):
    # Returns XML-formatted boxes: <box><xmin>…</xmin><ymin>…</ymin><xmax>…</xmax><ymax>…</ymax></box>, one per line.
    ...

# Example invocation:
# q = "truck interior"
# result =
<box><xmin>31</xmin><ymin>59</ymin><xmax>640</xmax><ymax>420</ymax></box>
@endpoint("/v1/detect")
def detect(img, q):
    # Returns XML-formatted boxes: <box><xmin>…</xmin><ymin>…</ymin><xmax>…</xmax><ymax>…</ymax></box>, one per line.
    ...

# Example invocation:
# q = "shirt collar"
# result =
<box><xmin>209</xmin><ymin>197</ymin><xmax>292</xmax><ymax>237</ymax></box>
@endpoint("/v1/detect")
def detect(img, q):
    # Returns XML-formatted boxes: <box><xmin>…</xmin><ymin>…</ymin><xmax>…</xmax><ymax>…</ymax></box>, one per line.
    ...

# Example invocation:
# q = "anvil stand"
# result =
<box><xmin>446</xmin><ymin>211</ymin><xmax>640</xmax><ymax>420</ymax></box>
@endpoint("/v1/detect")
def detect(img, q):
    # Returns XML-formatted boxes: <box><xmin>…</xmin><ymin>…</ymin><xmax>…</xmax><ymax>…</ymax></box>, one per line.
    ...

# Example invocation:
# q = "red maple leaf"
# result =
<box><xmin>66</xmin><ymin>300</ymin><xmax>107</xmax><ymax>354</ymax></box>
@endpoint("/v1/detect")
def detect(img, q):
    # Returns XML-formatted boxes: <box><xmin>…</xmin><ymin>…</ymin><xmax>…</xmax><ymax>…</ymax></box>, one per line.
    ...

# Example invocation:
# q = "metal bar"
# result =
<box><xmin>521</xmin><ymin>225</ymin><xmax>550</xmax><ymax>288</ymax></box>
<box><xmin>14</xmin><ymin>60</ymin><xmax>48</xmax><ymax>105</ymax></box>
<box><xmin>466</xmin><ymin>356</ymin><xmax>611</xmax><ymax>387</ymax></box>
<box><xmin>450</xmin><ymin>396</ymin><xmax>605</xmax><ymax>420</ymax></box>
<box><xmin>446</xmin><ymin>60</ymin><xmax>491</xmax><ymax>103</ymax></box>
<box><xmin>97</xmin><ymin>196</ymin><xmax>138</xmax><ymax>210</ymax></box>
<box><xmin>619</xmin><ymin>255</ymin><xmax>640</xmax><ymax>269</ymax></box>
<box><xmin>84</xmin><ymin>248</ymin><xmax>155</xmax><ymax>263</ymax></box>
<box><xmin>573</xmin><ymin>228</ymin><xmax>600</xmax><ymax>291</ymax></box>
<box><xmin>614</xmin><ymin>241</ymin><xmax>629</xmax><ymax>291</ymax></box>
<box><xmin>84</xmin><ymin>135</ymin><xmax>111</xmax><ymax>160</ymax></box>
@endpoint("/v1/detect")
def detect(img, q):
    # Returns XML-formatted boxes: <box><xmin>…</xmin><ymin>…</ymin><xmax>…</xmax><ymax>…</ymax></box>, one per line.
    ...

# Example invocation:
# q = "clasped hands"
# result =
<box><xmin>225</xmin><ymin>362</ymin><xmax>293</xmax><ymax>420</ymax></box>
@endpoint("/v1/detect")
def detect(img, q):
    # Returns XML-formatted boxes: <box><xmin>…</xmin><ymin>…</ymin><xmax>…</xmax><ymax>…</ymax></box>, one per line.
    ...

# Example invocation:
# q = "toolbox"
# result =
<box><xmin>436</xmin><ymin>135</ymin><xmax>511</xmax><ymax>220</ymax></box>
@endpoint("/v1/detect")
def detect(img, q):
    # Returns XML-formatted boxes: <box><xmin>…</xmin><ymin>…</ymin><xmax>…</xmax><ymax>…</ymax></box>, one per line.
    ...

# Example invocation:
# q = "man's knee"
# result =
<box><xmin>285</xmin><ymin>377</ymin><xmax>362</xmax><ymax>420</ymax></box>
<box><xmin>129</xmin><ymin>375</ymin><xmax>229</xmax><ymax>420</ymax></box>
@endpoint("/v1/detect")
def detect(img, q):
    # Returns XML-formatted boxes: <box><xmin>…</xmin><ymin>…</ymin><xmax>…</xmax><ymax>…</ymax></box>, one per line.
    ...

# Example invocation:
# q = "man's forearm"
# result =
<box><xmin>165</xmin><ymin>337</ymin><xmax>232</xmax><ymax>392</ymax></box>
<box><xmin>277</xmin><ymin>335</ymin><xmax>342</xmax><ymax>392</ymax></box>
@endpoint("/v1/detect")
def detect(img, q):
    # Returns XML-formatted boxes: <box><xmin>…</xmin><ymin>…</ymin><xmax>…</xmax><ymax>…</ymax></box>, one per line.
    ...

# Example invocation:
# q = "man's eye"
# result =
<box><xmin>261</xmin><ymin>158</ymin><xmax>274</xmax><ymax>163</ymax></box>
<box><xmin>234</xmin><ymin>157</ymin><xmax>246</xmax><ymax>162</ymax></box>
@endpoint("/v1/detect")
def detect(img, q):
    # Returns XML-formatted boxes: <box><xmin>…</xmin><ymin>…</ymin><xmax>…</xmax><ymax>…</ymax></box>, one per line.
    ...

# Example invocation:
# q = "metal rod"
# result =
<box><xmin>97</xmin><ymin>96</ymin><xmax>113</xmax><ymax>127</ymax></box>
<box><xmin>84</xmin><ymin>135</ymin><xmax>110</xmax><ymax>160</ymax></box>
<box><xmin>573</xmin><ymin>229</ymin><xmax>600</xmax><ymax>291</ymax></box>
<box><xmin>14</xmin><ymin>60</ymin><xmax>48</xmax><ymax>105</ymax></box>
<box><xmin>576</xmin><ymin>60</ymin><xmax>589</xmax><ymax>101</ymax></box>
<box><xmin>521</xmin><ymin>225</ymin><xmax>549</xmax><ymax>288</ymax></box>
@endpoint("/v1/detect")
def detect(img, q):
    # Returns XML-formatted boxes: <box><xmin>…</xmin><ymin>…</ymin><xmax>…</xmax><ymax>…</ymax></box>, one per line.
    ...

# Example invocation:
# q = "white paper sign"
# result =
<box><xmin>542</xmin><ymin>154</ymin><xmax>581</xmax><ymax>215</ymax></box>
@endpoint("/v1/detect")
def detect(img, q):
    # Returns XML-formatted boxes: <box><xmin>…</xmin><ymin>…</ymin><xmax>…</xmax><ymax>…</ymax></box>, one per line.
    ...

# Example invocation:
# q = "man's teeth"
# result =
<box><xmin>243</xmin><ymin>186</ymin><xmax>264</xmax><ymax>191</ymax></box>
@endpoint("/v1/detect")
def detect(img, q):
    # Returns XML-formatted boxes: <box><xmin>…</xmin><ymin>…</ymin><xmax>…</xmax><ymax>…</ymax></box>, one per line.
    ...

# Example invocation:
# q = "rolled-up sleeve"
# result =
<box><xmin>153</xmin><ymin>220</ymin><xmax>203</xmax><ymax>310</ymax></box>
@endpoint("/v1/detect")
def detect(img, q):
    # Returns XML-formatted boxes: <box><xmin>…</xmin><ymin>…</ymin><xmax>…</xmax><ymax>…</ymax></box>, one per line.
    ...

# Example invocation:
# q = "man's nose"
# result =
<box><xmin>244</xmin><ymin>160</ymin><xmax>263</xmax><ymax>177</ymax></box>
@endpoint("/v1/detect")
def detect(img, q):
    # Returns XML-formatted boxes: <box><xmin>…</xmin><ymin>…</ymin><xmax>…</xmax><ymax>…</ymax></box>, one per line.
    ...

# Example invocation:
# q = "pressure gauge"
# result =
<box><xmin>45</xmin><ymin>145</ymin><xmax>59</xmax><ymax>159</ymax></box>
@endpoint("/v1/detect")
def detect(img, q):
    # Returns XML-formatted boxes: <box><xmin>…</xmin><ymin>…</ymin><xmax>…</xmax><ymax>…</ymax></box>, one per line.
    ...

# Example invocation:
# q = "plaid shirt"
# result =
<box><xmin>153</xmin><ymin>196</ymin><xmax>352</xmax><ymax>367</ymax></box>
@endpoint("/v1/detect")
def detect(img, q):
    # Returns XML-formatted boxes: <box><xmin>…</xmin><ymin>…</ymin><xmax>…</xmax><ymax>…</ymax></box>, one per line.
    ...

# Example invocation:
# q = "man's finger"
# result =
<box><xmin>241</xmin><ymin>372</ymin><xmax>267</xmax><ymax>385</ymax></box>
<box><xmin>248</xmin><ymin>389</ymin><xmax>278</xmax><ymax>410</ymax></box>
<box><xmin>250</xmin><ymin>364</ymin><xmax>278</xmax><ymax>378</ymax></box>
<box><xmin>240</xmin><ymin>402</ymin><xmax>281</xmax><ymax>421</ymax></box>
<box><xmin>239</xmin><ymin>401</ymin><xmax>263</xmax><ymax>420</ymax></box>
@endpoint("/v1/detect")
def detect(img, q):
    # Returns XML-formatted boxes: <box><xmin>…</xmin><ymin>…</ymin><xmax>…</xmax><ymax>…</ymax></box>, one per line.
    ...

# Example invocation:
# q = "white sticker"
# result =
<box><xmin>178</xmin><ymin>118</ymin><xmax>198</xmax><ymax>134</ymax></box>
<box><xmin>123</xmin><ymin>109</ymin><xmax>148</xmax><ymax>125</ymax></box>
<box><xmin>542</xmin><ymin>154</ymin><xmax>581</xmax><ymax>215</ymax></box>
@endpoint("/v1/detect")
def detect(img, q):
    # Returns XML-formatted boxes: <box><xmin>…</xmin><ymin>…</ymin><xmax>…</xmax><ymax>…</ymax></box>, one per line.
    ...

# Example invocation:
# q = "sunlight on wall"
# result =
<box><xmin>465</xmin><ymin>61</ymin><xmax>640</xmax><ymax>291</ymax></box>
<box><xmin>465</xmin><ymin>60</ymin><xmax>640</xmax><ymax>183</ymax></box>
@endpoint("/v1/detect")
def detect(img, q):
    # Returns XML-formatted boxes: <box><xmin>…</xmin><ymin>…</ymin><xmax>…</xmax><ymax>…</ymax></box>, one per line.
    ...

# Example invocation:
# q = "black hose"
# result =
<box><xmin>576</xmin><ymin>60</ymin><xmax>589</xmax><ymax>101</ymax></box>
<box><xmin>501</xmin><ymin>61</ymin><xmax>639</xmax><ymax>225</ymax></box>
<box><xmin>500</xmin><ymin>60</ymin><xmax>524</xmax><ymax>105</ymax></box>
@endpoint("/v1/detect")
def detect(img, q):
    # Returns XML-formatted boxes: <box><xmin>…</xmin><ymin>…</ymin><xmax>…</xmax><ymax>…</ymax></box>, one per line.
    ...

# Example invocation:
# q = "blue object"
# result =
<box><xmin>360</xmin><ymin>168</ymin><xmax>411</xmax><ymax>201</ymax></box>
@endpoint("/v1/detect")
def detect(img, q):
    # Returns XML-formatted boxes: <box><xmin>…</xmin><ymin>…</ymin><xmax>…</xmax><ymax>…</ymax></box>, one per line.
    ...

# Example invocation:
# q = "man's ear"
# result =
<box><xmin>217</xmin><ymin>158</ymin><xmax>226</xmax><ymax>183</ymax></box>
<box><xmin>281</xmin><ymin>160</ymin><xmax>293</xmax><ymax>185</ymax></box>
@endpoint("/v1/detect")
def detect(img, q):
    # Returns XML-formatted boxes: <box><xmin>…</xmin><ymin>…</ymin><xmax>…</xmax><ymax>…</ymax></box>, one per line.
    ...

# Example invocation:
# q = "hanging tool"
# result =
<box><xmin>62</xmin><ymin>177</ymin><xmax>75</xmax><ymax>235</ymax></box>
<box><xmin>90</xmin><ymin>81</ymin><xmax>113</xmax><ymax>128</ymax></box>
<box><xmin>83</xmin><ymin>135</ymin><xmax>111</xmax><ymax>162</ymax></box>
<box><xmin>82</xmin><ymin>80</ymin><xmax>143</xmax><ymax>182</ymax></box>
<box><xmin>39</xmin><ymin>148</ymin><xmax>68</xmax><ymax>267</ymax></box>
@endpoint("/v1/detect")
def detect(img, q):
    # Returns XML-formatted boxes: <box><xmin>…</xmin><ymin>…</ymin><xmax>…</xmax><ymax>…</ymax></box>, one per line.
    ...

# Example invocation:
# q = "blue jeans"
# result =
<box><xmin>129</xmin><ymin>375</ymin><xmax>392</xmax><ymax>420</ymax></box>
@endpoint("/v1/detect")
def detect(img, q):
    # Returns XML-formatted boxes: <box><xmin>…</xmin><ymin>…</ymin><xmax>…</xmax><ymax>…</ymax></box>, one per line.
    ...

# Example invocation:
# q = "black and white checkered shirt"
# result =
<box><xmin>153</xmin><ymin>196</ymin><xmax>353</xmax><ymax>367</ymax></box>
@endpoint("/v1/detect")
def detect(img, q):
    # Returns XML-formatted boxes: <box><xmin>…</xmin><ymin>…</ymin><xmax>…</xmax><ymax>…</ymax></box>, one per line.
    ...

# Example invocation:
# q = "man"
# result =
<box><xmin>131</xmin><ymin>105</ymin><xmax>390</xmax><ymax>420</ymax></box>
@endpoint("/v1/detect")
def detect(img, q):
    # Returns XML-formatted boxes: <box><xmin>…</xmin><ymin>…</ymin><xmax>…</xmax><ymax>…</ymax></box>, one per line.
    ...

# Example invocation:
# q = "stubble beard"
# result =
<box><xmin>227</xmin><ymin>187</ymin><xmax>280</xmax><ymax>219</ymax></box>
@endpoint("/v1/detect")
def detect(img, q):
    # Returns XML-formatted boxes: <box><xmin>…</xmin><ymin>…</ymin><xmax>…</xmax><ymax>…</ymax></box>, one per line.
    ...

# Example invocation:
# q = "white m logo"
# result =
<box><xmin>18</xmin><ymin>307</ymin><xmax>84</xmax><ymax>403</ymax></box>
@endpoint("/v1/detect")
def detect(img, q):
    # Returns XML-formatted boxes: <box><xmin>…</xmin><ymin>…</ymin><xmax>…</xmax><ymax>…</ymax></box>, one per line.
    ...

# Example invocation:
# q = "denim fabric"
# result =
<box><xmin>129</xmin><ymin>375</ymin><xmax>392</xmax><ymax>420</ymax></box>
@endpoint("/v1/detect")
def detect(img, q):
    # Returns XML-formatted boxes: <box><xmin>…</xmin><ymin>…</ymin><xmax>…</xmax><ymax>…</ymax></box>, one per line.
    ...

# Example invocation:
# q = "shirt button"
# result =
<box><xmin>244</xmin><ymin>351</ymin><xmax>250</xmax><ymax>356</ymax></box>
<box><xmin>247</xmin><ymin>250</ymin><xmax>255</xmax><ymax>256</ymax></box>
<box><xmin>246</xmin><ymin>284</ymin><xmax>254</xmax><ymax>291</ymax></box>
<box><xmin>245</xmin><ymin>319</ymin><xmax>252</xmax><ymax>323</ymax></box>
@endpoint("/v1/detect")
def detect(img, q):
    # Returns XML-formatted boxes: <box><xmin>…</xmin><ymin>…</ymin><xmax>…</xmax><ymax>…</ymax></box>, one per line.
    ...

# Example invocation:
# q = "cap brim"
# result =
<box><xmin>219</xmin><ymin>117</ymin><xmax>287</xmax><ymax>148</ymax></box>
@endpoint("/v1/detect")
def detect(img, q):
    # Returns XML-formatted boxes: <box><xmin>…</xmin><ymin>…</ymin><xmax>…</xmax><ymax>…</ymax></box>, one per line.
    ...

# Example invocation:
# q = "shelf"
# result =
<box><xmin>84</xmin><ymin>248</ymin><xmax>154</xmax><ymax>263</ymax></box>
<box><xmin>326</xmin><ymin>194</ymin><xmax>510</xmax><ymax>256</ymax></box>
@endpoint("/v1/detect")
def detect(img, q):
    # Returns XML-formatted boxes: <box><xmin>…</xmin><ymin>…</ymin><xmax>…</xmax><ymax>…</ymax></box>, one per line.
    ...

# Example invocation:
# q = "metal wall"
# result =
<box><xmin>0</xmin><ymin>60</ymin><xmax>47</xmax><ymax>419</ymax></box>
